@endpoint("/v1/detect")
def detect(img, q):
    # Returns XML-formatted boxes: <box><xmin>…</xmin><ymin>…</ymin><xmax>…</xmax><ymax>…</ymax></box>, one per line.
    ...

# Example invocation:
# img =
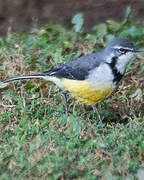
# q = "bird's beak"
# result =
<box><xmin>133</xmin><ymin>47</ymin><xmax>144</xmax><ymax>52</ymax></box>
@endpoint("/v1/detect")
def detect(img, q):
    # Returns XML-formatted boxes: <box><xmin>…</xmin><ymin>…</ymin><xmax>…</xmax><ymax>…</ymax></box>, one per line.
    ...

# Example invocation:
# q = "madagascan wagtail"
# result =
<box><xmin>0</xmin><ymin>38</ymin><xmax>143</xmax><ymax>127</ymax></box>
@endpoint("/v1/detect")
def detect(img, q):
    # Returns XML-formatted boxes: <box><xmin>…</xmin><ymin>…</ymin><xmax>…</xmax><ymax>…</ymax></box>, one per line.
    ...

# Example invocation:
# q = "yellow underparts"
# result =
<box><xmin>62</xmin><ymin>78</ymin><xmax>114</xmax><ymax>105</ymax></box>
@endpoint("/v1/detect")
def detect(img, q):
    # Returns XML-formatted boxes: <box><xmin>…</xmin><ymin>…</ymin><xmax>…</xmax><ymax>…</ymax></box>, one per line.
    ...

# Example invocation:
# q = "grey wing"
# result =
<box><xmin>44</xmin><ymin>52</ymin><xmax>104</xmax><ymax>80</ymax></box>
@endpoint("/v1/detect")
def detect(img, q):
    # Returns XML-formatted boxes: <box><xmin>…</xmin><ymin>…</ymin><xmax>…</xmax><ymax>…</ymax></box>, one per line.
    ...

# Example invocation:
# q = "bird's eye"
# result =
<box><xmin>119</xmin><ymin>48</ymin><xmax>127</xmax><ymax>54</ymax></box>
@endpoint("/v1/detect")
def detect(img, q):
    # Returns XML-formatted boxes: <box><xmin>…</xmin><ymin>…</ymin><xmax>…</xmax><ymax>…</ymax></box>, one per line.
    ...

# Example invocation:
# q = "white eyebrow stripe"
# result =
<box><xmin>113</xmin><ymin>46</ymin><xmax>133</xmax><ymax>51</ymax></box>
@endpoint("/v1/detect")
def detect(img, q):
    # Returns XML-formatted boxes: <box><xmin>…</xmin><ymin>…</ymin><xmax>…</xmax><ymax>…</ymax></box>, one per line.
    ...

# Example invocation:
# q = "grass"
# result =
<box><xmin>0</xmin><ymin>8</ymin><xmax>144</xmax><ymax>179</ymax></box>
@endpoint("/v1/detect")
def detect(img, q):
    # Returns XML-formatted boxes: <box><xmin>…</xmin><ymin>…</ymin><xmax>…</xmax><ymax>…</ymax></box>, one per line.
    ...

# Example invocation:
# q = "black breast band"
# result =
<box><xmin>107</xmin><ymin>57</ymin><xmax>124</xmax><ymax>84</ymax></box>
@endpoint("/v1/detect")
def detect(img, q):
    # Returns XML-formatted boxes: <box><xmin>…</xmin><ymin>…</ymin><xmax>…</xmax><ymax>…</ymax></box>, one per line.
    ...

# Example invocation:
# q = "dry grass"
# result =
<box><xmin>0</xmin><ymin>23</ymin><xmax>144</xmax><ymax>179</ymax></box>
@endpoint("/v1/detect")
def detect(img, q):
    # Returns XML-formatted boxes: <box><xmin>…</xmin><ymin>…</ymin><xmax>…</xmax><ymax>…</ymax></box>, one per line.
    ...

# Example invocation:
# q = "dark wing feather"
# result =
<box><xmin>44</xmin><ymin>52</ymin><xmax>104</xmax><ymax>80</ymax></box>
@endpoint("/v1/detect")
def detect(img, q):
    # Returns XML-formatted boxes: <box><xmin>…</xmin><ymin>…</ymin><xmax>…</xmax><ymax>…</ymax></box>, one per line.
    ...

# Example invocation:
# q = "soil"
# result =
<box><xmin>0</xmin><ymin>0</ymin><xmax>144</xmax><ymax>35</ymax></box>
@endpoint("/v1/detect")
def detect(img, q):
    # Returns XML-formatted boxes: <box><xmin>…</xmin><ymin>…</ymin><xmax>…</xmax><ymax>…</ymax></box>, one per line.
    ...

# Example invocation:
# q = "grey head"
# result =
<box><xmin>104</xmin><ymin>38</ymin><xmax>143</xmax><ymax>74</ymax></box>
<box><xmin>105</xmin><ymin>38</ymin><xmax>142</xmax><ymax>53</ymax></box>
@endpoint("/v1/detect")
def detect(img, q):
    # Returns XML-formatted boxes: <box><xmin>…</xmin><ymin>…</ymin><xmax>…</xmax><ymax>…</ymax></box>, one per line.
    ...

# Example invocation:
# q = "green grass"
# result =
<box><xmin>0</xmin><ymin>8</ymin><xmax>144</xmax><ymax>179</ymax></box>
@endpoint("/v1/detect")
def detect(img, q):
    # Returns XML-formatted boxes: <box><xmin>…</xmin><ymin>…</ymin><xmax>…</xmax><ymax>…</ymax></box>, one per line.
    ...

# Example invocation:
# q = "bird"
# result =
<box><xmin>0</xmin><ymin>38</ymin><xmax>143</xmax><ymax>127</ymax></box>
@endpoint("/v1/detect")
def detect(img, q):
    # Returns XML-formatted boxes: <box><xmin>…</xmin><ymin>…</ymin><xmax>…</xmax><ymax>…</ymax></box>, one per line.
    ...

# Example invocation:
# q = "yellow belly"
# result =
<box><xmin>62</xmin><ymin>78</ymin><xmax>114</xmax><ymax>105</ymax></box>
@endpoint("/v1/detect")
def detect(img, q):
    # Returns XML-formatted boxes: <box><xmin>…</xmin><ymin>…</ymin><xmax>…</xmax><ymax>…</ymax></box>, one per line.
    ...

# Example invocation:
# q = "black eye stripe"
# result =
<box><xmin>119</xmin><ymin>48</ymin><xmax>127</xmax><ymax>54</ymax></box>
<box><xmin>113</xmin><ymin>47</ymin><xmax>134</xmax><ymax>54</ymax></box>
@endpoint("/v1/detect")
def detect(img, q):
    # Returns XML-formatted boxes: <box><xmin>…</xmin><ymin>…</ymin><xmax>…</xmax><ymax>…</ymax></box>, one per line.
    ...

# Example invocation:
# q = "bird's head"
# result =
<box><xmin>104</xmin><ymin>38</ymin><xmax>143</xmax><ymax>74</ymax></box>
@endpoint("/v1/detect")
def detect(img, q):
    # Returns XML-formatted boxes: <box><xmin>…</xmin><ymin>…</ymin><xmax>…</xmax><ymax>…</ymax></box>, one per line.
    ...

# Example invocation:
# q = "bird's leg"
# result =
<box><xmin>61</xmin><ymin>91</ymin><xmax>68</xmax><ymax>117</ymax></box>
<box><xmin>92</xmin><ymin>105</ymin><xmax>104</xmax><ymax>128</ymax></box>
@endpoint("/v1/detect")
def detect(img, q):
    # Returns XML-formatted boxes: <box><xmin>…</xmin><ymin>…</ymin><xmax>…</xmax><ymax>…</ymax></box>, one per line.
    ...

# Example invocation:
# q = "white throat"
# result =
<box><xmin>115</xmin><ymin>52</ymin><xmax>134</xmax><ymax>74</ymax></box>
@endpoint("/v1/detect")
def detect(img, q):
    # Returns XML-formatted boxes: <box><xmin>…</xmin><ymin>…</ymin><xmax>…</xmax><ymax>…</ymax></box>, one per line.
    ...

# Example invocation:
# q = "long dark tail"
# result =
<box><xmin>0</xmin><ymin>74</ymin><xmax>47</xmax><ymax>88</ymax></box>
<box><xmin>3</xmin><ymin>74</ymin><xmax>45</xmax><ymax>83</ymax></box>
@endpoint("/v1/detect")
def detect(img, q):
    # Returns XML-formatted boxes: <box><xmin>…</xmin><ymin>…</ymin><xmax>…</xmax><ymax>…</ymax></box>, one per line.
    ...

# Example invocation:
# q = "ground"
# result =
<box><xmin>0</xmin><ymin>0</ymin><xmax>144</xmax><ymax>35</ymax></box>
